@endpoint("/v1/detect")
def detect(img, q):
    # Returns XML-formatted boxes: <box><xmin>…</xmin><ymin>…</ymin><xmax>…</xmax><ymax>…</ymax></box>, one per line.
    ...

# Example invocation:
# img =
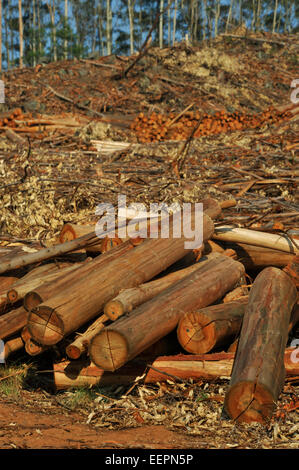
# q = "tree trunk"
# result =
<box><xmin>23</xmin><ymin>241</ymin><xmax>134</xmax><ymax>311</ymax></box>
<box><xmin>224</xmin><ymin>267</ymin><xmax>298</xmax><ymax>424</ymax></box>
<box><xmin>27</xmin><ymin>212</ymin><xmax>215</xmax><ymax>346</ymax></box>
<box><xmin>272</xmin><ymin>0</ymin><xmax>279</xmax><ymax>32</ymax></box>
<box><xmin>64</xmin><ymin>0</ymin><xmax>68</xmax><ymax>59</ymax></box>
<box><xmin>283</xmin><ymin>255</ymin><xmax>299</xmax><ymax>288</ymax></box>
<box><xmin>128</xmin><ymin>0</ymin><xmax>134</xmax><ymax>55</ymax></box>
<box><xmin>104</xmin><ymin>253</ymin><xmax>220</xmax><ymax>321</ymax></box>
<box><xmin>66</xmin><ymin>313</ymin><xmax>108</xmax><ymax>359</ymax></box>
<box><xmin>0</xmin><ymin>276</ymin><xmax>19</xmax><ymax>292</ymax></box>
<box><xmin>159</xmin><ymin>0</ymin><xmax>164</xmax><ymax>48</ymax></box>
<box><xmin>4</xmin><ymin>336</ymin><xmax>24</xmax><ymax>360</ymax></box>
<box><xmin>172</xmin><ymin>0</ymin><xmax>177</xmax><ymax>45</ymax></box>
<box><xmin>89</xmin><ymin>254</ymin><xmax>245</xmax><ymax>371</ymax></box>
<box><xmin>106</xmin><ymin>0</ymin><xmax>112</xmax><ymax>55</ymax></box>
<box><xmin>177</xmin><ymin>299</ymin><xmax>248</xmax><ymax>354</ymax></box>
<box><xmin>0</xmin><ymin>0</ymin><xmax>2</xmax><ymax>72</ymax></box>
<box><xmin>18</xmin><ymin>0</ymin><xmax>24</xmax><ymax>68</ymax></box>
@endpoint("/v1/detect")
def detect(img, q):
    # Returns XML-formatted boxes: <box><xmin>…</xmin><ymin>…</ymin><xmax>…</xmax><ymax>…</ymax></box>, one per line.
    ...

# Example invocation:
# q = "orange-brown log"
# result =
<box><xmin>0</xmin><ymin>276</ymin><xmax>19</xmax><ymax>292</ymax></box>
<box><xmin>66</xmin><ymin>313</ymin><xmax>108</xmax><ymax>359</ymax></box>
<box><xmin>224</xmin><ymin>267</ymin><xmax>298</xmax><ymax>424</ymax></box>
<box><xmin>27</xmin><ymin>210</ymin><xmax>216</xmax><ymax>346</ymax></box>
<box><xmin>7</xmin><ymin>262</ymin><xmax>81</xmax><ymax>304</ymax></box>
<box><xmin>283</xmin><ymin>255</ymin><xmax>299</xmax><ymax>288</ymax></box>
<box><xmin>0</xmin><ymin>307</ymin><xmax>28</xmax><ymax>340</ymax></box>
<box><xmin>3</xmin><ymin>337</ymin><xmax>24</xmax><ymax>360</ymax></box>
<box><xmin>221</xmin><ymin>242</ymin><xmax>296</xmax><ymax>269</ymax></box>
<box><xmin>24</xmin><ymin>240</ymin><xmax>134</xmax><ymax>311</ymax></box>
<box><xmin>53</xmin><ymin>348</ymin><xmax>299</xmax><ymax>390</ymax></box>
<box><xmin>89</xmin><ymin>255</ymin><xmax>245</xmax><ymax>371</ymax></box>
<box><xmin>177</xmin><ymin>299</ymin><xmax>248</xmax><ymax>354</ymax></box>
<box><xmin>104</xmin><ymin>253</ymin><xmax>220</xmax><ymax>321</ymax></box>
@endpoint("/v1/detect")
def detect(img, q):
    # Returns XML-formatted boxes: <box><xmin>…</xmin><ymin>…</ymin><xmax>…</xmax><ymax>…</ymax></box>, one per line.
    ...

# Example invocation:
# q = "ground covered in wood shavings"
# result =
<box><xmin>0</xmin><ymin>366</ymin><xmax>298</xmax><ymax>449</ymax></box>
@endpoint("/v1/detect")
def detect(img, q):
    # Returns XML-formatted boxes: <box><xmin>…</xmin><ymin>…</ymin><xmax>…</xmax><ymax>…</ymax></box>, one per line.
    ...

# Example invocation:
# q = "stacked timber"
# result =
<box><xmin>0</xmin><ymin>197</ymin><xmax>298</xmax><ymax>426</ymax></box>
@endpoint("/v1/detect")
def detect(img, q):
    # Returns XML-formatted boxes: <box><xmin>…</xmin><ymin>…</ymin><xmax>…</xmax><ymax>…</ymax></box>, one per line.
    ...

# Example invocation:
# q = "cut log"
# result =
<box><xmin>104</xmin><ymin>253</ymin><xmax>220</xmax><ymax>321</ymax></box>
<box><xmin>283</xmin><ymin>255</ymin><xmax>299</xmax><ymax>288</ymax></box>
<box><xmin>0</xmin><ymin>307</ymin><xmax>28</xmax><ymax>340</ymax></box>
<box><xmin>6</xmin><ymin>262</ymin><xmax>82</xmax><ymax>304</ymax></box>
<box><xmin>66</xmin><ymin>314</ymin><xmax>108</xmax><ymax>359</ymax></box>
<box><xmin>89</xmin><ymin>254</ymin><xmax>245</xmax><ymax>371</ymax></box>
<box><xmin>59</xmin><ymin>223</ymin><xmax>120</xmax><ymax>253</ymax></box>
<box><xmin>27</xmin><ymin>210</ymin><xmax>216</xmax><ymax>346</ymax></box>
<box><xmin>53</xmin><ymin>348</ymin><xmax>299</xmax><ymax>390</ymax></box>
<box><xmin>0</xmin><ymin>276</ymin><xmax>19</xmax><ymax>292</ymax></box>
<box><xmin>224</xmin><ymin>267</ymin><xmax>298</xmax><ymax>424</ymax></box>
<box><xmin>23</xmin><ymin>240</ymin><xmax>134</xmax><ymax>311</ymax></box>
<box><xmin>0</xmin><ymin>231</ymin><xmax>101</xmax><ymax>275</ymax></box>
<box><xmin>4</xmin><ymin>337</ymin><xmax>24</xmax><ymax>360</ymax></box>
<box><xmin>222</xmin><ymin>242</ymin><xmax>296</xmax><ymax>269</ymax></box>
<box><xmin>213</xmin><ymin>226</ymin><xmax>299</xmax><ymax>254</ymax></box>
<box><xmin>177</xmin><ymin>299</ymin><xmax>248</xmax><ymax>354</ymax></box>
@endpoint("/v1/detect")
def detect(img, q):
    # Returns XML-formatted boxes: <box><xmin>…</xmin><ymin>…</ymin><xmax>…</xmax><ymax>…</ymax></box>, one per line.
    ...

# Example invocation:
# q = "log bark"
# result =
<box><xmin>59</xmin><ymin>223</ymin><xmax>122</xmax><ymax>253</ymax></box>
<box><xmin>222</xmin><ymin>242</ymin><xmax>296</xmax><ymax>269</ymax></box>
<box><xmin>0</xmin><ymin>306</ymin><xmax>28</xmax><ymax>340</ymax></box>
<box><xmin>177</xmin><ymin>299</ymin><xmax>248</xmax><ymax>354</ymax></box>
<box><xmin>53</xmin><ymin>348</ymin><xmax>299</xmax><ymax>390</ymax></box>
<box><xmin>0</xmin><ymin>231</ymin><xmax>101</xmax><ymax>275</ymax></box>
<box><xmin>24</xmin><ymin>240</ymin><xmax>134</xmax><ymax>311</ymax></box>
<box><xmin>89</xmin><ymin>254</ymin><xmax>245</xmax><ymax>371</ymax></box>
<box><xmin>27</xmin><ymin>211</ymin><xmax>215</xmax><ymax>346</ymax></box>
<box><xmin>4</xmin><ymin>337</ymin><xmax>24</xmax><ymax>360</ymax></box>
<box><xmin>21</xmin><ymin>326</ymin><xmax>47</xmax><ymax>356</ymax></box>
<box><xmin>283</xmin><ymin>255</ymin><xmax>299</xmax><ymax>288</ymax></box>
<box><xmin>213</xmin><ymin>226</ymin><xmax>299</xmax><ymax>255</ymax></box>
<box><xmin>6</xmin><ymin>262</ymin><xmax>81</xmax><ymax>304</ymax></box>
<box><xmin>0</xmin><ymin>276</ymin><xmax>18</xmax><ymax>292</ymax></box>
<box><xmin>224</xmin><ymin>267</ymin><xmax>298</xmax><ymax>424</ymax></box>
<box><xmin>104</xmin><ymin>253</ymin><xmax>220</xmax><ymax>321</ymax></box>
<box><xmin>65</xmin><ymin>314</ymin><xmax>108</xmax><ymax>359</ymax></box>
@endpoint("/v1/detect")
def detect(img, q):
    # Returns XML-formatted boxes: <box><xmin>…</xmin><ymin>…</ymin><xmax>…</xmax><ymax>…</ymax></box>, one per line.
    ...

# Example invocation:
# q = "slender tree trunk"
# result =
<box><xmin>172</xmin><ymin>0</ymin><xmax>177</xmax><ymax>45</ymax></box>
<box><xmin>128</xmin><ymin>0</ymin><xmax>134</xmax><ymax>55</ymax></box>
<box><xmin>98</xmin><ymin>1</ymin><xmax>105</xmax><ymax>55</ymax></box>
<box><xmin>64</xmin><ymin>0</ymin><xmax>68</xmax><ymax>59</ymax></box>
<box><xmin>18</xmin><ymin>0</ymin><xmax>24</xmax><ymax>68</ymax></box>
<box><xmin>214</xmin><ymin>0</ymin><xmax>220</xmax><ymax>37</ymax></box>
<box><xmin>226</xmin><ymin>0</ymin><xmax>234</xmax><ymax>32</ymax></box>
<box><xmin>202</xmin><ymin>0</ymin><xmax>207</xmax><ymax>40</ymax></box>
<box><xmin>0</xmin><ymin>0</ymin><xmax>2</xmax><ymax>72</ymax></box>
<box><xmin>106</xmin><ymin>0</ymin><xmax>112</xmax><ymax>55</ymax></box>
<box><xmin>167</xmin><ymin>0</ymin><xmax>171</xmax><ymax>45</ymax></box>
<box><xmin>159</xmin><ymin>0</ymin><xmax>164</xmax><ymax>48</ymax></box>
<box><xmin>4</xmin><ymin>3</ymin><xmax>10</xmax><ymax>69</ymax></box>
<box><xmin>272</xmin><ymin>0</ymin><xmax>278</xmax><ymax>32</ymax></box>
<box><xmin>32</xmin><ymin>0</ymin><xmax>36</xmax><ymax>66</ymax></box>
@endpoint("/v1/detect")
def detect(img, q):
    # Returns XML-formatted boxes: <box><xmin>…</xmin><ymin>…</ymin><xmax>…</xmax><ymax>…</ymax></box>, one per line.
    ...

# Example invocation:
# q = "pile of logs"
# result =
<box><xmin>0</xmin><ymin>197</ymin><xmax>298</xmax><ymax>425</ymax></box>
<box><xmin>130</xmin><ymin>106</ymin><xmax>295</xmax><ymax>142</ymax></box>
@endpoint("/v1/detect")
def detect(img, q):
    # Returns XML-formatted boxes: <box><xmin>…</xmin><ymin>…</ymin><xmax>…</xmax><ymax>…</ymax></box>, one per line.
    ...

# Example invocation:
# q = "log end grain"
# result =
<box><xmin>104</xmin><ymin>299</ymin><xmax>125</xmax><ymax>321</ymax></box>
<box><xmin>7</xmin><ymin>288</ymin><xmax>18</xmax><ymax>303</ymax></box>
<box><xmin>27</xmin><ymin>305</ymin><xmax>64</xmax><ymax>346</ymax></box>
<box><xmin>89</xmin><ymin>329</ymin><xmax>129</xmax><ymax>371</ymax></box>
<box><xmin>25</xmin><ymin>338</ymin><xmax>45</xmax><ymax>356</ymax></box>
<box><xmin>66</xmin><ymin>342</ymin><xmax>86</xmax><ymax>360</ymax></box>
<box><xmin>23</xmin><ymin>291</ymin><xmax>43</xmax><ymax>311</ymax></box>
<box><xmin>224</xmin><ymin>381</ymin><xmax>276</xmax><ymax>424</ymax></box>
<box><xmin>177</xmin><ymin>312</ymin><xmax>217</xmax><ymax>354</ymax></box>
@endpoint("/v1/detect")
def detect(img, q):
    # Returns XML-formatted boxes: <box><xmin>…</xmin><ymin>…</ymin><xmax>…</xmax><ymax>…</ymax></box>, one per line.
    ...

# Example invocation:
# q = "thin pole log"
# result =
<box><xmin>23</xmin><ymin>241</ymin><xmax>134</xmax><ymax>311</ymax></box>
<box><xmin>27</xmin><ymin>211</ymin><xmax>216</xmax><ymax>346</ymax></box>
<box><xmin>177</xmin><ymin>299</ymin><xmax>248</xmax><ymax>354</ymax></box>
<box><xmin>7</xmin><ymin>262</ymin><xmax>82</xmax><ymax>304</ymax></box>
<box><xmin>213</xmin><ymin>226</ymin><xmax>299</xmax><ymax>254</ymax></box>
<box><xmin>104</xmin><ymin>253</ymin><xmax>220</xmax><ymax>321</ymax></box>
<box><xmin>89</xmin><ymin>255</ymin><xmax>245</xmax><ymax>371</ymax></box>
<box><xmin>66</xmin><ymin>314</ymin><xmax>108</xmax><ymax>359</ymax></box>
<box><xmin>0</xmin><ymin>232</ymin><xmax>100</xmax><ymax>275</ymax></box>
<box><xmin>224</xmin><ymin>267</ymin><xmax>298</xmax><ymax>424</ymax></box>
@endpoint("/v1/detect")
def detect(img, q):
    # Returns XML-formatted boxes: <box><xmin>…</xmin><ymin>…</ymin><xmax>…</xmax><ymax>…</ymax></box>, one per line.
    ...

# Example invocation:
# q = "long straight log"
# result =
<box><xmin>89</xmin><ymin>255</ymin><xmax>245</xmax><ymax>371</ymax></box>
<box><xmin>53</xmin><ymin>349</ymin><xmax>299</xmax><ymax>390</ymax></box>
<box><xmin>6</xmin><ymin>262</ymin><xmax>82</xmax><ymax>304</ymax></box>
<box><xmin>222</xmin><ymin>242</ymin><xmax>296</xmax><ymax>269</ymax></box>
<box><xmin>177</xmin><ymin>299</ymin><xmax>248</xmax><ymax>354</ymax></box>
<box><xmin>23</xmin><ymin>241</ymin><xmax>134</xmax><ymax>311</ymax></box>
<box><xmin>104</xmin><ymin>253</ymin><xmax>220</xmax><ymax>321</ymax></box>
<box><xmin>0</xmin><ymin>306</ymin><xmax>28</xmax><ymax>340</ymax></box>
<box><xmin>0</xmin><ymin>231</ymin><xmax>101</xmax><ymax>275</ymax></box>
<box><xmin>0</xmin><ymin>276</ymin><xmax>19</xmax><ymax>292</ymax></box>
<box><xmin>4</xmin><ymin>337</ymin><xmax>24</xmax><ymax>360</ymax></box>
<box><xmin>213</xmin><ymin>226</ymin><xmax>299</xmax><ymax>254</ymax></box>
<box><xmin>27</xmin><ymin>211</ymin><xmax>216</xmax><ymax>346</ymax></box>
<box><xmin>66</xmin><ymin>253</ymin><xmax>221</xmax><ymax>359</ymax></box>
<box><xmin>224</xmin><ymin>267</ymin><xmax>298</xmax><ymax>424</ymax></box>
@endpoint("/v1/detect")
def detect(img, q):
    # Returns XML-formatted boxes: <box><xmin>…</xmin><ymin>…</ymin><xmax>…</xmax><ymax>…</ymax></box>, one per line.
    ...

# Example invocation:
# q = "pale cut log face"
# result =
<box><xmin>27</xmin><ymin>306</ymin><xmax>64</xmax><ymax>345</ymax></box>
<box><xmin>89</xmin><ymin>330</ymin><xmax>129</xmax><ymax>371</ymax></box>
<box><xmin>225</xmin><ymin>381</ymin><xmax>275</xmax><ymax>424</ymax></box>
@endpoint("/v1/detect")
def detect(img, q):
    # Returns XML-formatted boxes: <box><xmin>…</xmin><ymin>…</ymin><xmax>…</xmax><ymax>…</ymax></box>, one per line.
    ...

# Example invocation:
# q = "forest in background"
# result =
<box><xmin>0</xmin><ymin>0</ymin><xmax>298</xmax><ymax>71</ymax></box>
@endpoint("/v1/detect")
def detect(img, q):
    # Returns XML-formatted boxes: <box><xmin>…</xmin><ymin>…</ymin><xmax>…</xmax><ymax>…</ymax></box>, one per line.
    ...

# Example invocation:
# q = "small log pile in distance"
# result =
<box><xmin>0</xmin><ymin>197</ymin><xmax>298</xmax><ymax>425</ymax></box>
